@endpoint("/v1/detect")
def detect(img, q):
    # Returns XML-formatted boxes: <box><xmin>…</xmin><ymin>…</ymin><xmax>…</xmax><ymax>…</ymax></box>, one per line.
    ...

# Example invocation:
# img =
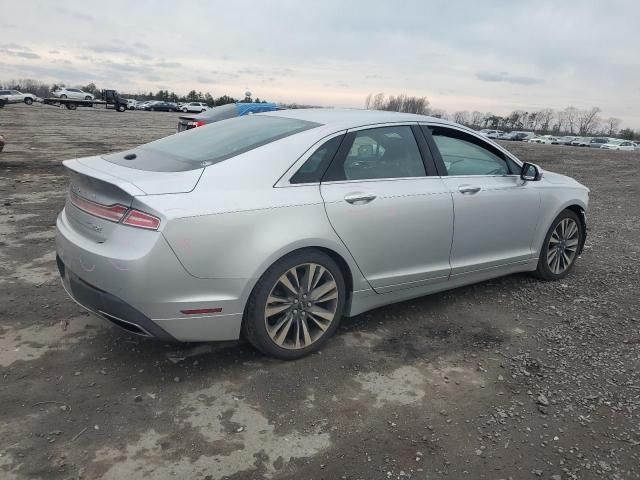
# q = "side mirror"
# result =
<box><xmin>521</xmin><ymin>162</ymin><xmax>542</xmax><ymax>181</ymax></box>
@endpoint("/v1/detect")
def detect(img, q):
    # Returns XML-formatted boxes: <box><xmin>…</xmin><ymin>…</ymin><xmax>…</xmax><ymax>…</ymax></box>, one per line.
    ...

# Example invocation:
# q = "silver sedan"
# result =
<box><xmin>56</xmin><ymin>109</ymin><xmax>589</xmax><ymax>359</ymax></box>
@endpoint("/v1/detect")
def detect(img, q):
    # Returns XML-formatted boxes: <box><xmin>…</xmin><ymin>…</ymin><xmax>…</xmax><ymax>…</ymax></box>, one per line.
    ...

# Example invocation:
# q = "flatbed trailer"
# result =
<box><xmin>42</xmin><ymin>89</ymin><xmax>127</xmax><ymax>112</ymax></box>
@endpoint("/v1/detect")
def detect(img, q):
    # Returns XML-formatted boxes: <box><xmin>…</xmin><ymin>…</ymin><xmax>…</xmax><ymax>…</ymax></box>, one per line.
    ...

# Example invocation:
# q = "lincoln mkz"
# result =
<box><xmin>56</xmin><ymin>109</ymin><xmax>588</xmax><ymax>359</ymax></box>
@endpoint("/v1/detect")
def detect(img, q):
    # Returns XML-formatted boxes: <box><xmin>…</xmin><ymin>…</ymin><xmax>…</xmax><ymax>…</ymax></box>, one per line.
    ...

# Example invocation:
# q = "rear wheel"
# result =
<box><xmin>24</xmin><ymin>97</ymin><xmax>33</xmax><ymax>105</ymax></box>
<box><xmin>66</xmin><ymin>102</ymin><xmax>77</xmax><ymax>110</ymax></box>
<box><xmin>534</xmin><ymin>210</ymin><xmax>582</xmax><ymax>280</ymax></box>
<box><xmin>60</xmin><ymin>94</ymin><xmax>67</xmax><ymax>99</ymax></box>
<box><xmin>243</xmin><ymin>250</ymin><xmax>346</xmax><ymax>360</ymax></box>
<box><xmin>182</xmin><ymin>107</ymin><xmax>188</xmax><ymax>113</ymax></box>
<box><xmin>85</xmin><ymin>96</ymin><xmax>92</xmax><ymax>100</ymax></box>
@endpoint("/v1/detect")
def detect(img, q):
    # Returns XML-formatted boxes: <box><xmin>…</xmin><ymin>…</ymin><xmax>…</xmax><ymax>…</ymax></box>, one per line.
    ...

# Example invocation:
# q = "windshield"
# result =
<box><xmin>103</xmin><ymin>115</ymin><xmax>321</xmax><ymax>172</ymax></box>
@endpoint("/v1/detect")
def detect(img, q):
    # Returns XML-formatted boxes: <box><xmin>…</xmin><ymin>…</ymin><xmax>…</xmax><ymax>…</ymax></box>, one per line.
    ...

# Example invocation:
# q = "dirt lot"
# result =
<box><xmin>1</xmin><ymin>103</ymin><xmax>639</xmax><ymax>480</ymax></box>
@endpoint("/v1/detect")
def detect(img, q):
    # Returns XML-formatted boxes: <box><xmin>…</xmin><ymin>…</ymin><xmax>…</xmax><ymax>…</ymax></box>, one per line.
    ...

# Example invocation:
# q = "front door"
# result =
<box><xmin>320</xmin><ymin>124</ymin><xmax>453</xmax><ymax>293</ymax></box>
<box><xmin>424</xmin><ymin>125</ymin><xmax>541</xmax><ymax>276</ymax></box>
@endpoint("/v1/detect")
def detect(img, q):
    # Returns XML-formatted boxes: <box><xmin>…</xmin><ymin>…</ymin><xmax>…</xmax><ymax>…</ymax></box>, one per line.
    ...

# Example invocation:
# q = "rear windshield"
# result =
<box><xmin>103</xmin><ymin>115</ymin><xmax>321</xmax><ymax>172</ymax></box>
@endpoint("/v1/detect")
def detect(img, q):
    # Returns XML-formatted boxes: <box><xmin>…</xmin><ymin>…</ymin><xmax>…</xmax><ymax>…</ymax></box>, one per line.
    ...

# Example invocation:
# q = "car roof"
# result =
<box><xmin>261</xmin><ymin>108</ymin><xmax>462</xmax><ymax>132</ymax></box>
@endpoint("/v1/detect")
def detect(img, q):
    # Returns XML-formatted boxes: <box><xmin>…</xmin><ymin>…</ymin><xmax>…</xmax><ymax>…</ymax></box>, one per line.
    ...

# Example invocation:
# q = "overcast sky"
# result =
<box><xmin>1</xmin><ymin>0</ymin><xmax>639</xmax><ymax>127</ymax></box>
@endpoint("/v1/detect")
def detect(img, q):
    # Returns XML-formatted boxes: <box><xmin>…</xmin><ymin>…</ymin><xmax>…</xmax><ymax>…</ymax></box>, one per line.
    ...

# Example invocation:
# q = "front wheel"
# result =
<box><xmin>60</xmin><ymin>94</ymin><xmax>67</xmax><ymax>99</ymax></box>
<box><xmin>534</xmin><ymin>210</ymin><xmax>583</xmax><ymax>280</ymax></box>
<box><xmin>182</xmin><ymin>107</ymin><xmax>188</xmax><ymax>113</ymax></box>
<box><xmin>243</xmin><ymin>250</ymin><xmax>346</xmax><ymax>360</ymax></box>
<box><xmin>85</xmin><ymin>96</ymin><xmax>92</xmax><ymax>100</ymax></box>
<box><xmin>24</xmin><ymin>97</ymin><xmax>33</xmax><ymax>105</ymax></box>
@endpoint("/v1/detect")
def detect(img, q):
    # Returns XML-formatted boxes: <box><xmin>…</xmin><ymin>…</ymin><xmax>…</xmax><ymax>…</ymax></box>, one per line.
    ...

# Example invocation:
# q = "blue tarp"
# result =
<box><xmin>235</xmin><ymin>102</ymin><xmax>278</xmax><ymax>116</ymax></box>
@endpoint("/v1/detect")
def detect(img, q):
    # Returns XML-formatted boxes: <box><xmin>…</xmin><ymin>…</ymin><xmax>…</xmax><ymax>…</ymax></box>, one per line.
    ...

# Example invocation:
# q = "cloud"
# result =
<box><xmin>475</xmin><ymin>71</ymin><xmax>544</xmax><ymax>86</ymax></box>
<box><xmin>155</xmin><ymin>61</ymin><xmax>182</xmax><ymax>68</ymax></box>
<box><xmin>86</xmin><ymin>44</ymin><xmax>153</xmax><ymax>60</ymax></box>
<box><xmin>49</xmin><ymin>50</ymin><xmax>60</xmax><ymax>54</ymax></box>
<box><xmin>0</xmin><ymin>47</ymin><xmax>40</xmax><ymax>59</ymax></box>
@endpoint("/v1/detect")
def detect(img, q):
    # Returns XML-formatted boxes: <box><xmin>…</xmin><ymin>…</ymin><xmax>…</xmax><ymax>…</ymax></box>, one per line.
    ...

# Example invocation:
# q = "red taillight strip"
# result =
<box><xmin>69</xmin><ymin>191</ymin><xmax>161</xmax><ymax>230</ymax></box>
<box><xmin>69</xmin><ymin>191</ymin><xmax>128</xmax><ymax>223</ymax></box>
<box><xmin>122</xmin><ymin>209</ymin><xmax>161</xmax><ymax>231</ymax></box>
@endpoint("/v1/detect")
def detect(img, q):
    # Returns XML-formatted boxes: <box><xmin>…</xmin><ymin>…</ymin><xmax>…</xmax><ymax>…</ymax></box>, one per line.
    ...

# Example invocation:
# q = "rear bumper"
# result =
<box><xmin>57</xmin><ymin>255</ymin><xmax>177</xmax><ymax>341</ymax></box>
<box><xmin>56</xmin><ymin>208</ymin><xmax>247</xmax><ymax>342</ymax></box>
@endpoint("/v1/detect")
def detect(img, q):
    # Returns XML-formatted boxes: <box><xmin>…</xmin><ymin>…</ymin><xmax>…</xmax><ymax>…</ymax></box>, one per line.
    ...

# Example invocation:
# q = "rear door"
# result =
<box><xmin>422</xmin><ymin>124</ymin><xmax>540</xmax><ymax>276</ymax></box>
<box><xmin>320</xmin><ymin>124</ymin><xmax>453</xmax><ymax>293</ymax></box>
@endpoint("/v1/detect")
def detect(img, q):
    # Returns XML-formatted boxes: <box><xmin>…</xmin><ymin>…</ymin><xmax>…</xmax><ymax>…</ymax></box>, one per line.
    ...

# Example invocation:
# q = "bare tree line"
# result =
<box><xmin>364</xmin><ymin>93</ymin><xmax>429</xmax><ymax>115</ymax></box>
<box><xmin>364</xmin><ymin>92</ymin><xmax>634</xmax><ymax>138</ymax></box>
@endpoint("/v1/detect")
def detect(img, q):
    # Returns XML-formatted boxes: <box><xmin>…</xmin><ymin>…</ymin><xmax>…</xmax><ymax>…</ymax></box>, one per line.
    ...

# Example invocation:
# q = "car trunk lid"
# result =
<box><xmin>63</xmin><ymin>155</ymin><xmax>202</xmax><ymax>242</ymax></box>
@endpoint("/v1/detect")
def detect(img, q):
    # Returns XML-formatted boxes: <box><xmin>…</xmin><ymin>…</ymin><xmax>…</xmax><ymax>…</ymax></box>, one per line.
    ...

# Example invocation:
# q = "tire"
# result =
<box><xmin>243</xmin><ymin>249</ymin><xmax>346</xmax><ymax>360</ymax></box>
<box><xmin>24</xmin><ymin>97</ymin><xmax>33</xmax><ymax>105</ymax></box>
<box><xmin>150</xmin><ymin>107</ymin><xmax>155</xmax><ymax>111</ymax></box>
<box><xmin>85</xmin><ymin>96</ymin><xmax>92</xmax><ymax>100</ymax></box>
<box><xmin>200</xmin><ymin>109</ymin><xmax>206</xmax><ymax>112</ymax></box>
<box><xmin>0</xmin><ymin>99</ymin><xmax>5</xmax><ymax>108</ymax></box>
<box><xmin>60</xmin><ymin>94</ymin><xmax>67</xmax><ymax>99</ymax></box>
<box><xmin>66</xmin><ymin>102</ymin><xmax>77</xmax><ymax>110</ymax></box>
<box><xmin>117</xmin><ymin>104</ymin><xmax>126</xmax><ymax>112</ymax></box>
<box><xmin>533</xmin><ymin>209</ymin><xmax>583</xmax><ymax>281</ymax></box>
<box><xmin>182</xmin><ymin>108</ymin><xmax>188</xmax><ymax>113</ymax></box>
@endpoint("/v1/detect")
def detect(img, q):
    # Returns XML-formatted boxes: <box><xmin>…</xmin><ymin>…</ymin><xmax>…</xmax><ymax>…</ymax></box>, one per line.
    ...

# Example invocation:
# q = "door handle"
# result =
<box><xmin>344</xmin><ymin>192</ymin><xmax>377</xmax><ymax>205</ymax></box>
<box><xmin>458</xmin><ymin>185</ymin><xmax>481</xmax><ymax>195</ymax></box>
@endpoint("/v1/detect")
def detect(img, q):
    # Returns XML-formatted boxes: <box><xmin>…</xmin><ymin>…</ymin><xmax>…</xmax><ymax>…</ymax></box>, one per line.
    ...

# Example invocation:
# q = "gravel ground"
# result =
<box><xmin>1</xmin><ymin>104</ymin><xmax>639</xmax><ymax>480</ymax></box>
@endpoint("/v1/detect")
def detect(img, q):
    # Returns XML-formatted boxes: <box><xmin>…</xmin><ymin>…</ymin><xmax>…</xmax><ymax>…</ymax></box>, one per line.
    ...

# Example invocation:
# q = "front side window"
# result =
<box><xmin>429</xmin><ymin>127</ymin><xmax>511</xmax><ymax>176</ymax></box>
<box><xmin>324</xmin><ymin>126</ymin><xmax>425</xmax><ymax>181</ymax></box>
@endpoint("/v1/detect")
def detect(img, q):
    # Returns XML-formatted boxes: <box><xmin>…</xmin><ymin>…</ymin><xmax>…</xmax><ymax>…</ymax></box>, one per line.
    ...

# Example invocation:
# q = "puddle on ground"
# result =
<box><xmin>0</xmin><ymin>315</ymin><xmax>104</xmax><ymax>367</ymax></box>
<box><xmin>12</xmin><ymin>250</ymin><xmax>57</xmax><ymax>285</ymax></box>
<box><xmin>356</xmin><ymin>366</ymin><xmax>426</xmax><ymax>408</ymax></box>
<box><xmin>95</xmin><ymin>381</ymin><xmax>331</xmax><ymax>479</ymax></box>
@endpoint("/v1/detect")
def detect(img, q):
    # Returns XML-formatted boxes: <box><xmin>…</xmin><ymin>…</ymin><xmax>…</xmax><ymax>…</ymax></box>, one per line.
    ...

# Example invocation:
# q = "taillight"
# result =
<box><xmin>193</xmin><ymin>120</ymin><xmax>206</xmax><ymax>128</ymax></box>
<box><xmin>122</xmin><ymin>209</ymin><xmax>161</xmax><ymax>230</ymax></box>
<box><xmin>69</xmin><ymin>191</ymin><xmax>160</xmax><ymax>230</ymax></box>
<box><xmin>70</xmin><ymin>191</ymin><xmax>128</xmax><ymax>222</ymax></box>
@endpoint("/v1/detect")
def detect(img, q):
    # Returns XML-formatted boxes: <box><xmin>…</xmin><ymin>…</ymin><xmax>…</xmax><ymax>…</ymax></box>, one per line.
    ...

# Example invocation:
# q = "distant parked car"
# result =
<box><xmin>502</xmin><ymin>131</ymin><xmax>535</xmax><ymax>141</ymax></box>
<box><xmin>177</xmin><ymin>102</ymin><xmax>280</xmax><ymax>132</ymax></box>
<box><xmin>589</xmin><ymin>137</ymin><xmax>610</xmax><ymax>148</ymax></box>
<box><xmin>51</xmin><ymin>87</ymin><xmax>95</xmax><ymax>100</ymax></box>
<box><xmin>181</xmin><ymin>102</ymin><xmax>209</xmax><ymax>113</ymax></box>
<box><xmin>600</xmin><ymin>139</ymin><xmax>636</xmax><ymax>151</ymax></box>
<box><xmin>554</xmin><ymin>136</ymin><xmax>578</xmax><ymax>145</ymax></box>
<box><xmin>486</xmin><ymin>130</ymin><xmax>505</xmax><ymax>139</ymax></box>
<box><xmin>0</xmin><ymin>89</ymin><xmax>37</xmax><ymax>105</ymax></box>
<box><xmin>125</xmin><ymin>99</ymin><xmax>137</xmax><ymax>109</ymax></box>
<box><xmin>478</xmin><ymin>129</ymin><xmax>502</xmax><ymax>137</ymax></box>
<box><xmin>528</xmin><ymin>136</ymin><xmax>557</xmax><ymax>144</ymax></box>
<box><xmin>144</xmin><ymin>101</ymin><xmax>176</xmax><ymax>112</ymax></box>
<box><xmin>571</xmin><ymin>137</ymin><xmax>592</xmax><ymax>147</ymax></box>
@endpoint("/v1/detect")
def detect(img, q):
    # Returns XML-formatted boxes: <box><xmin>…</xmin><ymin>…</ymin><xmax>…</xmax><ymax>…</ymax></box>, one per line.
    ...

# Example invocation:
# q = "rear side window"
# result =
<box><xmin>324</xmin><ymin>126</ymin><xmax>426</xmax><ymax>181</ymax></box>
<box><xmin>103</xmin><ymin>115</ymin><xmax>321</xmax><ymax>172</ymax></box>
<box><xmin>290</xmin><ymin>135</ymin><xmax>345</xmax><ymax>184</ymax></box>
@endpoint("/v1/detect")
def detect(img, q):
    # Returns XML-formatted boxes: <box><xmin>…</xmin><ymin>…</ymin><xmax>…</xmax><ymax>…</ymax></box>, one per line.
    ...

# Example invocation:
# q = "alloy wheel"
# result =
<box><xmin>264</xmin><ymin>263</ymin><xmax>339</xmax><ymax>350</ymax></box>
<box><xmin>546</xmin><ymin>218</ymin><xmax>579</xmax><ymax>274</ymax></box>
